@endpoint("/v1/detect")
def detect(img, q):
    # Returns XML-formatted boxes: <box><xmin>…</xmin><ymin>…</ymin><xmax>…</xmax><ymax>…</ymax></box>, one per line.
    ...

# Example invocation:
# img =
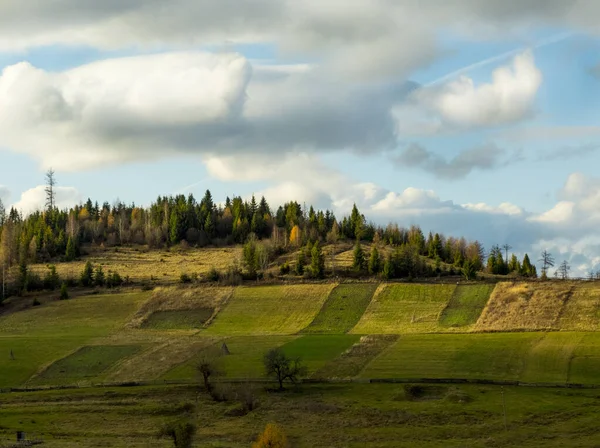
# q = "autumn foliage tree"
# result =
<box><xmin>252</xmin><ymin>423</ymin><xmax>289</xmax><ymax>448</ymax></box>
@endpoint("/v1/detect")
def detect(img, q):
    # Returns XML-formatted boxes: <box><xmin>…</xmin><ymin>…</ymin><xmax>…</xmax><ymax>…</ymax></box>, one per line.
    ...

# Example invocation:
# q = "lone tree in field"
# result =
<box><xmin>557</xmin><ymin>260</ymin><xmax>571</xmax><ymax>280</ymax></box>
<box><xmin>263</xmin><ymin>348</ymin><xmax>307</xmax><ymax>390</ymax></box>
<box><xmin>538</xmin><ymin>250</ymin><xmax>555</xmax><ymax>280</ymax></box>
<box><xmin>196</xmin><ymin>356</ymin><xmax>222</xmax><ymax>394</ymax></box>
<box><xmin>45</xmin><ymin>168</ymin><xmax>56</xmax><ymax>211</ymax></box>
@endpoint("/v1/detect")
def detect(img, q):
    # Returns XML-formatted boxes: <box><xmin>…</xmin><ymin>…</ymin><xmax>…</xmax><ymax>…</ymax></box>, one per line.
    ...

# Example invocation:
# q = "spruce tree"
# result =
<box><xmin>310</xmin><ymin>241</ymin><xmax>325</xmax><ymax>279</ymax></box>
<box><xmin>352</xmin><ymin>240</ymin><xmax>366</xmax><ymax>272</ymax></box>
<box><xmin>368</xmin><ymin>246</ymin><xmax>381</xmax><ymax>275</ymax></box>
<box><xmin>80</xmin><ymin>261</ymin><xmax>94</xmax><ymax>287</ymax></box>
<box><xmin>65</xmin><ymin>236</ymin><xmax>76</xmax><ymax>261</ymax></box>
<box><xmin>94</xmin><ymin>265</ymin><xmax>105</xmax><ymax>287</ymax></box>
<box><xmin>294</xmin><ymin>248</ymin><xmax>305</xmax><ymax>276</ymax></box>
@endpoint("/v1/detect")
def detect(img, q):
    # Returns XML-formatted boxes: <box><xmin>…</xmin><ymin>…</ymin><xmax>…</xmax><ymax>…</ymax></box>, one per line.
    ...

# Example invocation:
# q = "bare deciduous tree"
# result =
<box><xmin>557</xmin><ymin>260</ymin><xmax>570</xmax><ymax>280</ymax></box>
<box><xmin>538</xmin><ymin>250</ymin><xmax>555</xmax><ymax>279</ymax></box>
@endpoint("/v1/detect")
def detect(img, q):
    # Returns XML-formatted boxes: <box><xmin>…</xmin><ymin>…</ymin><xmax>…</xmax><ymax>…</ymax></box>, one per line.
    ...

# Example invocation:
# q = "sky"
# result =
<box><xmin>1</xmin><ymin>1</ymin><xmax>600</xmax><ymax>275</ymax></box>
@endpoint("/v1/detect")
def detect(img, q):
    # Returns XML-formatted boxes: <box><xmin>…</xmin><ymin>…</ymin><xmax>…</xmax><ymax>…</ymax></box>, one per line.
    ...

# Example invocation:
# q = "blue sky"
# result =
<box><xmin>1</xmin><ymin>1</ymin><xmax>600</xmax><ymax>274</ymax></box>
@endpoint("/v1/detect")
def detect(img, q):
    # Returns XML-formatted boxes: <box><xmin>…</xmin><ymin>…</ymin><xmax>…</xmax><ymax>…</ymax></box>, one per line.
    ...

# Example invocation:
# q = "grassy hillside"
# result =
<box><xmin>302</xmin><ymin>283</ymin><xmax>378</xmax><ymax>334</ymax></box>
<box><xmin>27</xmin><ymin>246</ymin><xmax>242</xmax><ymax>284</ymax></box>
<box><xmin>204</xmin><ymin>284</ymin><xmax>334</xmax><ymax>335</ymax></box>
<box><xmin>351</xmin><ymin>284</ymin><xmax>456</xmax><ymax>334</ymax></box>
<box><xmin>0</xmin><ymin>292</ymin><xmax>149</xmax><ymax>388</ymax></box>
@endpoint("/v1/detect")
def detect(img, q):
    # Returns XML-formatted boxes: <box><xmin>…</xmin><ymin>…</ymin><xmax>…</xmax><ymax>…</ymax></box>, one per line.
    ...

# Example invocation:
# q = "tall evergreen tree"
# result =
<box><xmin>368</xmin><ymin>246</ymin><xmax>381</xmax><ymax>275</ymax></box>
<box><xmin>310</xmin><ymin>241</ymin><xmax>325</xmax><ymax>279</ymax></box>
<box><xmin>352</xmin><ymin>240</ymin><xmax>366</xmax><ymax>272</ymax></box>
<box><xmin>65</xmin><ymin>236</ymin><xmax>76</xmax><ymax>261</ymax></box>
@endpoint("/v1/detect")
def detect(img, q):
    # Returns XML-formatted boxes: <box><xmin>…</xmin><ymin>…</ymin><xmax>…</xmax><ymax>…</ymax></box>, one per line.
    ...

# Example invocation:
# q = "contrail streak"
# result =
<box><xmin>425</xmin><ymin>31</ymin><xmax>575</xmax><ymax>87</ymax></box>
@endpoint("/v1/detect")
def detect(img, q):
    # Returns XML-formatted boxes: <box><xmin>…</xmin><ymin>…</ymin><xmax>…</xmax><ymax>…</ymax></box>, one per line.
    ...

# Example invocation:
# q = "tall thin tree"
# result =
<box><xmin>502</xmin><ymin>244</ymin><xmax>512</xmax><ymax>266</ymax></box>
<box><xmin>538</xmin><ymin>250</ymin><xmax>555</xmax><ymax>278</ymax></box>
<box><xmin>45</xmin><ymin>168</ymin><xmax>56</xmax><ymax>211</ymax></box>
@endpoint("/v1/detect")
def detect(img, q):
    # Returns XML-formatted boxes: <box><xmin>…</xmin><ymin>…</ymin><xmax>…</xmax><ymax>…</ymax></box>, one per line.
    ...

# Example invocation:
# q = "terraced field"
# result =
<box><xmin>162</xmin><ymin>336</ymin><xmax>297</xmax><ymax>380</ymax></box>
<box><xmin>0</xmin><ymin>292</ymin><xmax>149</xmax><ymax>388</ymax></box>
<box><xmin>361</xmin><ymin>333</ymin><xmax>543</xmax><ymax>380</ymax></box>
<box><xmin>351</xmin><ymin>284</ymin><xmax>456</xmax><ymax>334</ymax></box>
<box><xmin>439</xmin><ymin>284</ymin><xmax>494</xmax><ymax>328</ymax></box>
<box><xmin>303</xmin><ymin>283</ymin><xmax>378</xmax><ymax>334</ymax></box>
<box><xmin>475</xmin><ymin>282</ymin><xmax>574</xmax><ymax>331</ymax></box>
<box><xmin>140</xmin><ymin>309</ymin><xmax>213</xmax><ymax>329</ymax></box>
<box><xmin>559</xmin><ymin>283</ymin><xmax>600</xmax><ymax>331</ymax></box>
<box><xmin>31</xmin><ymin>345</ymin><xmax>142</xmax><ymax>386</ymax></box>
<box><xmin>204</xmin><ymin>284</ymin><xmax>334</xmax><ymax>335</ymax></box>
<box><xmin>281</xmin><ymin>335</ymin><xmax>361</xmax><ymax>374</ymax></box>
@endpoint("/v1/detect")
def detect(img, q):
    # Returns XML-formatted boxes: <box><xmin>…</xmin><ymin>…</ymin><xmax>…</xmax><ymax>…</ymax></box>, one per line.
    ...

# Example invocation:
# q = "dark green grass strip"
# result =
<box><xmin>314</xmin><ymin>335</ymin><xmax>399</xmax><ymax>379</ymax></box>
<box><xmin>32</xmin><ymin>345</ymin><xmax>142</xmax><ymax>385</ymax></box>
<box><xmin>439</xmin><ymin>285</ymin><xmax>494</xmax><ymax>327</ymax></box>
<box><xmin>302</xmin><ymin>283</ymin><xmax>378</xmax><ymax>334</ymax></box>
<box><xmin>280</xmin><ymin>335</ymin><xmax>361</xmax><ymax>375</ymax></box>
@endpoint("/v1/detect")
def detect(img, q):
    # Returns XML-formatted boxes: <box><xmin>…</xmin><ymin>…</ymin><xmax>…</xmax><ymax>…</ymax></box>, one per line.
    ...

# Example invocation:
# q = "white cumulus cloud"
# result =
<box><xmin>11</xmin><ymin>185</ymin><xmax>82</xmax><ymax>216</ymax></box>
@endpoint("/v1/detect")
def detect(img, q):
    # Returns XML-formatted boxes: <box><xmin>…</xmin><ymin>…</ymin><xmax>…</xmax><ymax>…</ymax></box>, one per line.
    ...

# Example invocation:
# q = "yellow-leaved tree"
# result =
<box><xmin>289</xmin><ymin>225</ymin><xmax>301</xmax><ymax>246</ymax></box>
<box><xmin>252</xmin><ymin>423</ymin><xmax>288</xmax><ymax>448</ymax></box>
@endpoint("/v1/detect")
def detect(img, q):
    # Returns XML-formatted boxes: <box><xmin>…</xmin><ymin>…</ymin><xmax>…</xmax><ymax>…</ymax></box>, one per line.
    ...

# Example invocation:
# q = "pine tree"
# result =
<box><xmin>368</xmin><ymin>246</ymin><xmax>381</xmax><ymax>275</ymax></box>
<box><xmin>352</xmin><ymin>240</ymin><xmax>366</xmax><ymax>272</ymax></box>
<box><xmin>310</xmin><ymin>241</ymin><xmax>325</xmax><ymax>279</ymax></box>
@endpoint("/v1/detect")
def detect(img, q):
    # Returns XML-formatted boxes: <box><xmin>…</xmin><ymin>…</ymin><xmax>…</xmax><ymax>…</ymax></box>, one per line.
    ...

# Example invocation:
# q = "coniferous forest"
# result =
<box><xmin>0</xmin><ymin>171</ymin><xmax>539</xmax><ymax>300</ymax></box>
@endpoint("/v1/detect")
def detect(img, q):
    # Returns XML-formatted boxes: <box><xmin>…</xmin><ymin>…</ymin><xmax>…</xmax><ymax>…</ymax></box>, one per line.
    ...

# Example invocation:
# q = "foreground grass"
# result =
<box><xmin>351</xmin><ymin>284</ymin><xmax>456</xmax><ymax>334</ymax></box>
<box><xmin>3</xmin><ymin>383</ymin><xmax>600</xmax><ymax>447</ymax></box>
<box><xmin>439</xmin><ymin>284</ymin><xmax>494</xmax><ymax>328</ymax></box>
<box><xmin>303</xmin><ymin>283</ymin><xmax>378</xmax><ymax>334</ymax></box>
<box><xmin>204</xmin><ymin>284</ymin><xmax>334</xmax><ymax>335</ymax></box>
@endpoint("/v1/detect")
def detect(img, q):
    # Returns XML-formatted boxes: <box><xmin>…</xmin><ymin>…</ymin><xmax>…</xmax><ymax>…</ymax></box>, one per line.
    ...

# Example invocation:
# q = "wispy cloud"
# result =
<box><xmin>425</xmin><ymin>31</ymin><xmax>575</xmax><ymax>87</ymax></box>
<box><xmin>539</xmin><ymin>143</ymin><xmax>600</xmax><ymax>162</ymax></box>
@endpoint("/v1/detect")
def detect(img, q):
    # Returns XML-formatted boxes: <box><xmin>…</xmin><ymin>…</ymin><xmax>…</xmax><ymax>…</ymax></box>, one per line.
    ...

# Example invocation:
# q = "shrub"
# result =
<box><xmin>252</xmin><ymin>423</ymin><xmax>289</xmax><ymax>448</ymax></box>
<box><xmin>279</xmin><ymin>262</ymin><xmax>290</xmax><ymax>275</ymax></box>
<box><xmin>206</xmin><ymin>266</ymin><xmax>220</xmax><ymax>282</ymax></box>
<box><xmin>44</xmin><ymin>265</ymin><xmax>61</xmax><ymax>290</ymax></box>
<box><xmin>179</xmin><ymin>273</ymin><xmax>192</xmax><ymax>284</ymax></box>
<box><xmin>59</xmin><ymin>283</ymin><xmax>69</xmax><ymax>300</ymax></box>
<box><xmin>106</xmin><ymin>271</ymin><xmax>123</xmax><ymax>288</ymax></box>
<box><xmin>159</xmin><ymin>419</ymin><xmax>196</xmax><ymax>448</ymax></box>
<box><xmin>32</xmin><ymin>297</ymin><xmax>41</xmax><ymax>307</ymax></box>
